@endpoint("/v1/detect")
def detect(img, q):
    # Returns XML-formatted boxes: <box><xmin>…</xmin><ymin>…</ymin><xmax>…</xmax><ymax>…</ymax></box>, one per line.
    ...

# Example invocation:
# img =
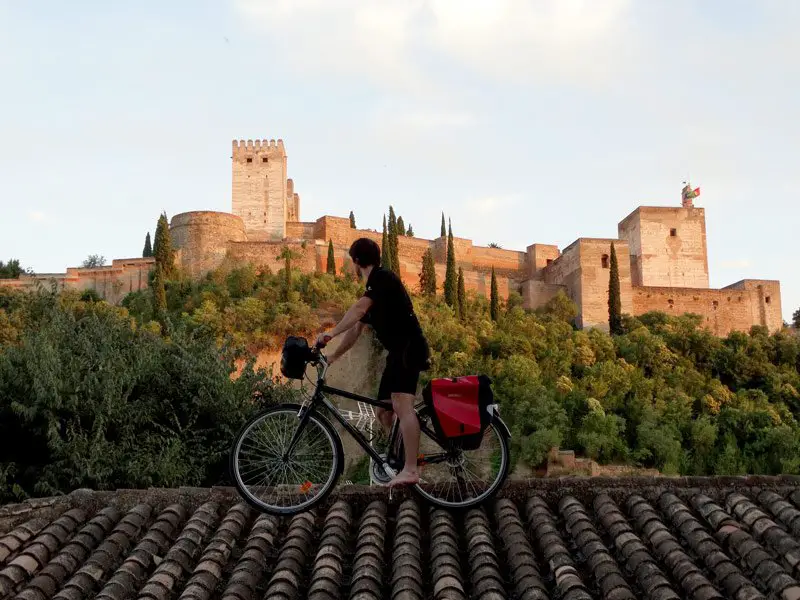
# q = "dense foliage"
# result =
<box><xmin>0</xmin><ymin>286</ymin><xmax>297</xmax><ymax>502</ymax></box>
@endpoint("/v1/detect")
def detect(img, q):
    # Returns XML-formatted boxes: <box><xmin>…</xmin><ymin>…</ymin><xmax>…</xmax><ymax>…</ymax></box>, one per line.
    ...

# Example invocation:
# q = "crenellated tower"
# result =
<box><xmin>232</xmin><ymin>139</ymin><xmax>296</xmax><ymax>241</ymax></box>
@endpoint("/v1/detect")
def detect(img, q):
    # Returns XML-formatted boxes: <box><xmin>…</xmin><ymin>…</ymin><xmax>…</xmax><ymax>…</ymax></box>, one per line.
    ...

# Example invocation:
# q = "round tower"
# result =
<box><xmin>170</xmin><ymin>211</ymin><xmax>247</xmax><ymax>277</ymax></box>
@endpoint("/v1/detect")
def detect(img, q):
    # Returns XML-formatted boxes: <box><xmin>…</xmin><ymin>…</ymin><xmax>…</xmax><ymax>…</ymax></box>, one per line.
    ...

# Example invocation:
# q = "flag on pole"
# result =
<box><xmin>693</xmin><ymin>187</ymin><xmax>701</xmax><ymax>197</ymax></box>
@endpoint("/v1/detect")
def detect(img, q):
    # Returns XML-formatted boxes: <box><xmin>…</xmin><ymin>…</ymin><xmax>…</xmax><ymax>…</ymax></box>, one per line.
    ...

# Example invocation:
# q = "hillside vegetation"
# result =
<box><xmin>1</xmin><ymin>260</ymin><xmax>799</xmax><ymax>502</ymax></box>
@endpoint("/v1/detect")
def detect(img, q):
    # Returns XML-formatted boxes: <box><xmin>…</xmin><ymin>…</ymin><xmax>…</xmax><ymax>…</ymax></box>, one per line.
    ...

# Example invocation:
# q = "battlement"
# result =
<box><xmin>232</xmin><ymin>139</ymin><xmax>286</xmax><ymax>156</ymax></box>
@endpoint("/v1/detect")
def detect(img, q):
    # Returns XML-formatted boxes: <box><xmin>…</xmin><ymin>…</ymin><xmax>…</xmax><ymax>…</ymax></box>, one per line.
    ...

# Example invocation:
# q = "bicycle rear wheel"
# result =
<box><xmin>229</xmin><ymin>403</ymin><xmax>343</xmax><ymax>515</ymax></box>
<box><xmin>411</xmin><ymin>411</ymin><xmax>511</xmax><ymax>510</ymax></box>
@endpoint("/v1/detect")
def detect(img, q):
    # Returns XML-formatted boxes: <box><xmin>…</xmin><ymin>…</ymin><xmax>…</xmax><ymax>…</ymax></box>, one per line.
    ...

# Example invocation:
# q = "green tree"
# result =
<box><xmin>444</xmin><ymin>220</ymin><xmax>457</xmax><ymax>309</ymax></box>
<box><xmin>153</xmin><ymin>212</ymin><xmax>175</xmax><ymax>277</ymax></box>
<box><xmin>81</xmin><ymin>254</ymin><xmax>106</xmax><ymax>268</ymax></box>
<box><xmin>388</xmin><ymin>206</ymin><xmax>400</xmax><ymax>275</ymax></box>
<box><xmin>490</xmin><ymin>266</ymin><xmax>499</xmax><ymax>321</ymax></box>
<box><xmin>277</xmin><ymin>246</ymin><xmax>299</xmax><ymax>300</ymax></box>
<box><xmin>440</xmin><ymin>212</ymin><xmax>446</xmax><ymax>237</ymax></box>
<box><xmin>608</xmin><ymin>242</ymin><xmax>622</xmax><ymax>335</ymax></box>
<box><xmin>326</xmin><ymin>240</ymin><xmax>336</xmax><ymax>275</ymax></box>
<box><xmin>457</xmin><ymin>267</ymin><xmax>466</xmax><ymax>320</ymax></box>
<box><xmin>407</xmin><ymin>224</ymin><xmax>414</xmax><ymax>237</ymax></box>
<box><xmin>0</xmin><ymin>260</ymin><xmax>27</xmax><ymax>279</ymax></box>
<box><xmin>381</xmin><ymin>215</ymin><xmax>393</xmax><ymax>271</ymax></box>
<box><xmin>142</xmin><ymin>232</ymin><xmax>153</xmax><ymax>257</ymax></box>
<box><xmin>488</xmin><ymin>242</ymin><xmax>501</xmax><ymax>249</ymax></box>
<box><xmin>397</xmin><ymin>216</ymin><xmax>405</xmax><ymax>237</ymax></box>
<box><xmin>420</xmin><ymin>248</ymin><xmax>436</xmax><ymax>296</ymax></box>
<box><xmin>793</xmin><ymin>308</ymin><xmax>800</xmax><ymax>329</ymax></box>
<box><xmin>151</xmin><ymin>262</ymin><xmax>167</xmax><ymax>327</ymax></box>
<box><xmin>349</xmin><ymin>211</ymin><xmax>356</xmax><ymax>229</ymax></box>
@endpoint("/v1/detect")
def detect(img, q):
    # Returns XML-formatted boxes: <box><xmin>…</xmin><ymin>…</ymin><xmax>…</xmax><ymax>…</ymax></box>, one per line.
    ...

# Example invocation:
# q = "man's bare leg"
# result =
<box><xmin>375</xmin><ymin>406</ymin><xmax>394</xmax><ymax>435</ymax></box>
<box><xmin>389</xmin><ymin>392</ymin><xmax>420</xmax><ymax>486</ymax></box>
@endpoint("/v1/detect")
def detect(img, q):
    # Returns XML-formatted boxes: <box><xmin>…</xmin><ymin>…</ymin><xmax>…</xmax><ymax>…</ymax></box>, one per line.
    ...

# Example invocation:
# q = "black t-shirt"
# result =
<box><xmin>360</xmin><ymin>267</ymin><xmax>429</xmax><ymax>361</ymax></box>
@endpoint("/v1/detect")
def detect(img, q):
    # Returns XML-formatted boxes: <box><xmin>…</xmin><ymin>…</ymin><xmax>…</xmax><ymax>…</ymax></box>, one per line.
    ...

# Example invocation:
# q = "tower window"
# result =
<box><xmin>670</xmin><ymin>228</ymin><xmax>677</xmax><ymax>236</ymax></box>
<box><xmin>766</xmin><ymin>296</ymin><xmax>771</xmax><ymax>304</ymax></box>
<box><xmin>262</xmin><ymin>157</ymin><xmax>268</xmax><ymax>163</ymax></box>
<box><xmin>546</xmin><ymin>259</ymin><xmax>553</xmax><ymax>266</ymax></box>
<box><xmin>601</xmin><ymin>254</ymin><xmax>609</xmax><ymax>268</ymax></box>
<box><xmin>246</xmin><ymin>157</ymin><xmax>253</xmax><ymax>163</ymax></box>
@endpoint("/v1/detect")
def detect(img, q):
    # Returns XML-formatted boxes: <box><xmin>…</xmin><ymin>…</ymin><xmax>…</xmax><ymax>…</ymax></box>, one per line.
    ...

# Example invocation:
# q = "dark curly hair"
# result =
<box><xmin>348</xmin><ymin>237</ymin><xmax>381</xmax><ymax>267</ymax></box>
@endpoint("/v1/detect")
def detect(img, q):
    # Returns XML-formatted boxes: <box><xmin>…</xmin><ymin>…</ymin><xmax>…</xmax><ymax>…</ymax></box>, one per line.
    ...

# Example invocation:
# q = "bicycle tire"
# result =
<box><xmin>229</xmin><ymin>403</ymin><xmax>344</xmax><ymax>516</ymax></box>
<box><xmin>411</xmin><ymin>415</ymin><xmax>512</xmax><ymax>510</ymax></box>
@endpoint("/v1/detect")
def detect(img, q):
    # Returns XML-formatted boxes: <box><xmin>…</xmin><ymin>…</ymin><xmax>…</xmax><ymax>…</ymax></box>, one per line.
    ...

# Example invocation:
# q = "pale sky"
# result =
<box><xmin>1</xmin><ymin>1</ymin><xmax>798</xmax><ymax>322</ymax></box>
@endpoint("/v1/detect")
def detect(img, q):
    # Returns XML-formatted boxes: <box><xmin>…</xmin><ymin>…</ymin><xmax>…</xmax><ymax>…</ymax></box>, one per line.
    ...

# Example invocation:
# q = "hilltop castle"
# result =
<box><xmin>1</xmin><ymin>138</ymin><xmax>783</xmax><ymax>335</ymax></box>
<box><xmin>168</xmin><ymin>138</ymin><xmax>782</xmax><ymax>335</ymax></box>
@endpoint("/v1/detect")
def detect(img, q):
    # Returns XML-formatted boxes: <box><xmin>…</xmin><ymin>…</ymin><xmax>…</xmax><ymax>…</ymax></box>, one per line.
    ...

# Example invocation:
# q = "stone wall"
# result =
<box><xmin>0</xmin><ymin>258</ymin><xmax>154</xmax><ymax>304</ymax></box>
<box><xmin>170</xmin><ymin>211</ymin><xmax>247</xmax><ymax>278</ymax></box>
<box><xmin>521</xmin><ymin>280</ymin><xmax>567</xmax><ymax>309</ymax></box>
<box><xmin>618</xmin><ymin>206</ymin><xmax>709</xmax><ymax>288</ymax></box>
<box><xmin>632</xmin><ymin>279</ymin><xmax>783</xmax><ymax>335</ymax></box>
<box><xmin>226</xmin><ymin>240</ymin><xmax>318</xmax><ymax>274</ymax></box>
<box><xmin>526</xmin><ymin>244</ymin><xmax>560</xmax><ymax>279</ymax></box>
<box><xmin>575</xmin><ymin>239</ymin><xmax>634</xmax><ymax>331</ymax></box>
<box><xmin>286</xmin><ymin>221</ymin><xmax>316</xmax><ymax>239</ymax></box>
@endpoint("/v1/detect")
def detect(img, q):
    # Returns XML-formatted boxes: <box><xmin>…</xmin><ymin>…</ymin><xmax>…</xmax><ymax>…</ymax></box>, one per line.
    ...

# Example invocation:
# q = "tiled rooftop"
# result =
<box><xmin>3</xmin><ymin>477</ymin><xmax>800</xmax><ymax>600</ymax></box>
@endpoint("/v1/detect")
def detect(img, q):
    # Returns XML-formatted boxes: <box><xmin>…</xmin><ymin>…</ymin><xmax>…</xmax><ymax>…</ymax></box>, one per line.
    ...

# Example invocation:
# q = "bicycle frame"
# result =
<box><xmin>284</xmin><ymin>351</ymin><xmax>450</xmax><ymax>473</ymax></box>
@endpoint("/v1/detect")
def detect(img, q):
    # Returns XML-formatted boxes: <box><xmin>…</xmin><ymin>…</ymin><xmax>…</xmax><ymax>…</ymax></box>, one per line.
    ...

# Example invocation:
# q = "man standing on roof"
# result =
<box><xmin>316</xmin><ymin>237</ymin><xmax>430</xmax><ymax>487</ymax></box>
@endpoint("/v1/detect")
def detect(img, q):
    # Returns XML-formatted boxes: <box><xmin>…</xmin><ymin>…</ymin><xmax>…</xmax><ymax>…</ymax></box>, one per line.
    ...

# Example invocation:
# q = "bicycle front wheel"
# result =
<box><xmin>229</xmin><ymin>403</ymin><xmax>343</xmax><ymax>516</ymax></box>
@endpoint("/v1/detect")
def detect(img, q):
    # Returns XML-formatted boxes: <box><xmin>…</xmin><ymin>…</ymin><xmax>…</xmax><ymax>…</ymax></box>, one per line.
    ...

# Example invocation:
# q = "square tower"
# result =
<box><xmin>618</xmin><ymin>206</ymin><xmax>709</xmax><ymax>288</ymax></box>
<box><xmin>232</xmin><ymin>139</ymin><xmax>288</xmax><ymax>241</ymax></box>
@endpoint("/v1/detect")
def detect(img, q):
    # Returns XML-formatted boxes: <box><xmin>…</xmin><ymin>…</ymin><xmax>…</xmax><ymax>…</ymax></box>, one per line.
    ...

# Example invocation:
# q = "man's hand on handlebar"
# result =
<box><xmin>315</xmin><ymin>332</ymin><xmax>333</xmax><ymax>348</ymax></box>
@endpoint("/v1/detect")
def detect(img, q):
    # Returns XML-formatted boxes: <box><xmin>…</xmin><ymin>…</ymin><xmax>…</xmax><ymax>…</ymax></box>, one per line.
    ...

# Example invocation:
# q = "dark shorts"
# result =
<box><xmin>377</xmin><ymin>348</ymin><xmax>427</xmax><ymax>401</ymax></box>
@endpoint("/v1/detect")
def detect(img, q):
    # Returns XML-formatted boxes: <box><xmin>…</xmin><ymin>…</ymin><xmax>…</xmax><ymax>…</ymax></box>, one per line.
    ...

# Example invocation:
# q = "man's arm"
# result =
<box><xmin>319</xmin><ymin>296</ymin><xmax>372</xmax><ymax>343</ymax></box>
<box><xmin>328</xmin><ymin>321</ymin><xmax>364</xmax><ymax>363</ymax></box>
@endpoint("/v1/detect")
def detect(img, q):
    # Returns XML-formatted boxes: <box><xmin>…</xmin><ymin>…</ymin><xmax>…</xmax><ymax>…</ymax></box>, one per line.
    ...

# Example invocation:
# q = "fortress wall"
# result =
<box><xmin>286</xmin><ymin>221</ymin><xmax>315</xmax><ymax>239</ymax></box>
<box><xmin>396</xmin><ymin>236</ymin><xmax>432</xmax><ymax>265</ymax></box>
<box><xmin>542</xmin><ymin>241</ymin><xmax>583</xmax><ymax>320</ymax></box>
<box><xmin>170</xmin><ymin>211</ymin><xmax>247</xmax><ymax>277</ymax></box>
<box><xmin>471</xmin><ymin>246</ymin><xmax>527</xmax><ymax>275</ymax></box>
<box><xmin>526</xmin><ymin>244</ymin><xmax>561</xmax><ymax>279</ymax></box>
<box><xmin>521</xmin><ymin>280</ymin><xmax>567</xmax><ymax>309</ymax></box>
<box><xmin>226</xmin><ymin>240</ymin><xmax>317</xmax><ymax>274</ymax></box>
<box><xmin>632</xmin><ymin>279</ymin><xmax>783</xmax><ymax>335</ymax></box>
<box><xmin>723</xmin><ymin>279</ymin><xmax>783</xmax><ymax>332</ymax></box>
<box><xmin>576</xmin><ymin>239</ymin><xmax>634</xmax><ymax>331</ymax></box>
<box><xmin>0</xmin><ymin>258</ymin><xmax>154</xmax><ymax>304</ymax></box>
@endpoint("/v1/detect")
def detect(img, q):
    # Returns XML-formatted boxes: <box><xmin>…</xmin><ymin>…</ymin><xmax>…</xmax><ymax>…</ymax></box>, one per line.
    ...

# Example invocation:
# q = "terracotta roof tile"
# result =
<box><xmin>4</xmin><ymin>477</ymin><xmax>800</xmax><ymax>599</ymax></box>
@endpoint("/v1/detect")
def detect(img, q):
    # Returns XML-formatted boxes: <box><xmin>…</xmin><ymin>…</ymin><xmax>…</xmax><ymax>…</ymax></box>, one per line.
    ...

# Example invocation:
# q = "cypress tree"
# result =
<box><xmin>142</xmin><ymin>232</ymin><xmax>152</xmax><ymax>257</ymax></box>
<box><xmin>490</xmin><ymin>266</ymin><xmax>499</xmax><ymax>322</ymax></box>
<box><xmin>349</xmin><ymin>211</ymin><xmax>356</xmax><ymax>228</ymax></box>
<box><xmin>457</xmin><ymin>267</ymin><xmax>466</xmax><ymax>320</ymax></box>
<box><xmin>407</xmin><ymin>224</ymin><xmax>414</xmax><ymax>237</ymax></box>
<box><xmin>388</xmin><ymin>206</ymin><xmax>400</xmax><ymax>275</ymax></box>
<box><xmin>326</xmin><ymin>239</ymin><xmax>336</xmax><ymax>275</ymax></box>
<box><xmin>608</xmin><ymin>242</ymin><xmax>623</xmax><ymax>335</ymax></box>
<box><xmin>277</xmin><ymin>246</ymin><xmax>296</xmax><ymax>300</ymax></box>
<box><xmin>152</xmin><ymin>262</ymin><xmax>167</xmax><ymax>328</ymax></box>
<box><xmin>381</xmin><ymin>214</ymin><xmax>393</xmax><ymax>271</ymax></box>
<box><xmin>397</xmin><ymin>216</ymin><xmax>405</xmax><ymax>237</ymax></box>
<box><xmin>420</xmin><ymin>248</ymin><xmax>436</xmax><ymax>296</ymax></box>
<box><xmin>444</xmin><ymin>220</ymin><xmax>457</xmax><ymax>308</ymax></box>
<box><xmin>153</xmin><ymin>212</ymin><xmax>174</xmax><ymax>277</ymax></box>
<box><xmin>440</xmin><ymin>213</ymin><xmax>446</xmax><ymax>237</ymax></box>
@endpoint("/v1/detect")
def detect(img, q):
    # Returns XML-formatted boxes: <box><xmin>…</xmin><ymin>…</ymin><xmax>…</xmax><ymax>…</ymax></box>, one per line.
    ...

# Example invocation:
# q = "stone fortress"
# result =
<box><xmin>170</xmin><ymin>138</ymin><xmax>782</xmax><ymax>335</ymax></box>
<box><xmin>1</xmin><ymin>137</ymin><xmax>783</xmax><ymax>335</ymax></box>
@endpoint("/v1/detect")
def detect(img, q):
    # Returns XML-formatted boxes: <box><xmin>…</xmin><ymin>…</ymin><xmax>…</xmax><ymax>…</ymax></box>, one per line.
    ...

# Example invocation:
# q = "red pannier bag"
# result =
<box><xmin>422</xmin><ymin>375</ymin><xmax>495</xmax><ymax>451</ymax></box>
